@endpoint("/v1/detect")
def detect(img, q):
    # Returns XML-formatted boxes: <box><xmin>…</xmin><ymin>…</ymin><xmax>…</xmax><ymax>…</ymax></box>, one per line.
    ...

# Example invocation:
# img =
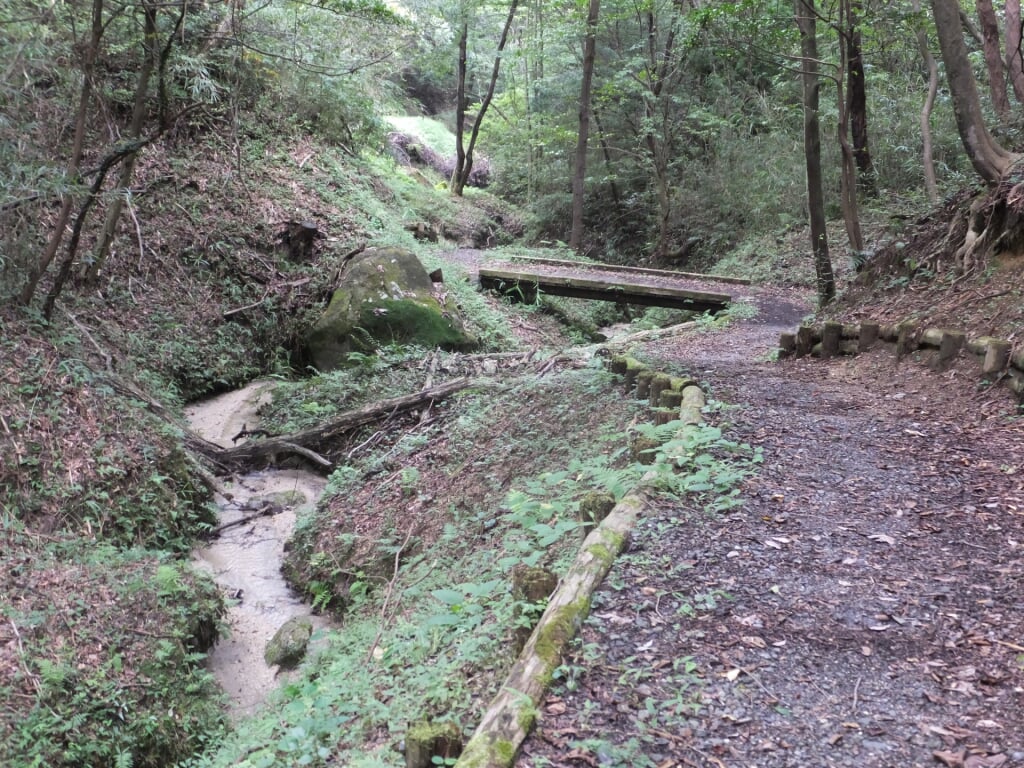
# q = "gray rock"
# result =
<box><xmin>306</xmin><ymin>246</ymin><xmax>475</xmax><ymax>371</ymax></box>
<box><xmin>264</xmin><ymin>616</ymin><xmax>313</xmax><ymax>668</ymax></box>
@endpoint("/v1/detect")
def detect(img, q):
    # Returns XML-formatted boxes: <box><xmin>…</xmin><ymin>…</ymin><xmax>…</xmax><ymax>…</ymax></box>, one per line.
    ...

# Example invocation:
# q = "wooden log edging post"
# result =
<box><xmin>455</xmin><ymin>369</ymin><xmax>708</xmax><ymax>768</ymax></box>
<box><xmin>777</xmin><ymin>320</ymin><xmax>1024</xmax><ymax>402</ymax></box>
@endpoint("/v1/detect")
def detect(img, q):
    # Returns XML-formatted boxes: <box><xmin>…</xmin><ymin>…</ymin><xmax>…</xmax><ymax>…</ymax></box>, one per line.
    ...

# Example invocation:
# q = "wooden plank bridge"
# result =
<box><xmin>478</xmin><ymin>257</ymin><xmax>738</xmax><ymax>313</ymax></box>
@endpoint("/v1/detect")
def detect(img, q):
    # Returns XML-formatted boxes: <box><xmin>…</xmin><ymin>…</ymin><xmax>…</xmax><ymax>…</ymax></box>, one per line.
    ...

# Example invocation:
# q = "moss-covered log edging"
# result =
<box><xmin>455</xmin><ymin>359</ymin><xmax>707</xmax><ymax>767</ymax></box>
<box><xmin>779</xmin><ymin>321</ymin><xmax>1024</xmax><ymax>400</ymax></box>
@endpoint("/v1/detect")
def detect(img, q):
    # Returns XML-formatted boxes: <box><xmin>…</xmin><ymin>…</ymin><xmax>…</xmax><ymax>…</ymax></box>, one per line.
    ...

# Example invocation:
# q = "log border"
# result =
<box><xmin>778</xmin><ymin>321</ymin><xmax>1024</xmax><ymax>401</ymax></box>
<box><xmin>455</xmin><ymin>359</ymin><xmax>706</xmax><ymax>767</ymax></box>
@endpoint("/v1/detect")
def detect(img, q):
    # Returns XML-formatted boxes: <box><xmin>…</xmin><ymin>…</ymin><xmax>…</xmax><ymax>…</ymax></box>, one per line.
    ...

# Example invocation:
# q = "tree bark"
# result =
<box><xmin>1006</xmin><ymin>0</ymin><xmax>1024</xmax><ymax>104</ymax></box>
<box><xmin>845</xmin><ymin>0</ymin><xmax>876</xmax><ymax>196</ymax></box>
<box><xmin>84</xmin><ymin>0</ymin><xmax>173</xmax><ymax>284</ymax></box>
<box><xmin>452</xmin><ymin>17</ymin><xmax>469</xmax><ymax>194</ymax></box>
<box><xmin>976</xmin><ymin>0</ymin><xmax>1011</xmax><ymax>122</ymax></box>
<box><xmin>912</xmin><ymin>0</ymin><xmax>940</xmax><ymax>202</ymax></box>
<box><xmin>795</xmin><ymin>0</ymin><xmax>835</xmax><ymax>306</ymax></box>
<box><xmin>931</xmin><ymin>0</ymin><xmax>1014</xmax><ymax>183</ymax></box>
<box><xmin>19</xmin><ymin>0</ymin><xmax>104</xmax><ymax>306</ymax></box>
<box><xmin>836</xmin><ymin>4</ymin><xmax>865</xmax><ymax>255</ymax></box>
<box><xmin>569</xmin><ymin>0</ymin><xmax>600</xmax><ymax>252</ymax></box>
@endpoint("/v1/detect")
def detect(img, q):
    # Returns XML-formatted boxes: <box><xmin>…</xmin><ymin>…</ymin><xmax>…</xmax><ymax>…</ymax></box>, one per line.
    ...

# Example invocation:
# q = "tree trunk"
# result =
<box><xmin>931</xmin><ymin>0</ymin><xmax>1014</xmax><ymax>183</ymax></box>
<box><xmin>83</xmin><ymin>0</ymin><xmax>164</xmax><ymax>284</ymax></box>
<box><xmin>569</xmin><ymin>0</ymin><xmax>600</xmax><ymax>252</ymax></box>
<box><xmin>19</xmin><ymin>0</ymin><xmax>104</xmax><ymax>306</ymax></box>
<box><xmin>845</xmin><ymin>0</ymin><xmax>876</xmax><ymax>196</ymax></box>
<box><xmin>795</xmin><ymin>0</ymin><xmax>835</xmax><ymax>306</ymax></box>
<box><xmin>592</xmin><ymin>108</ymin><xmax>621</xmax><ymax>207</ymax></box>
<box><xmin>976</xmin><ymin>0</ymin><xmax>1011</xmax><ymax>122</ymax></box>
<box><xmin>1006</xmin><ymin>0</ymin><xmax>1024</xmax><ymax>104</ymax></box>
<box><xmin>912</xmin><ymin>0</ymin><xmax>940</xmax><ymax>203</ymax></box>
<box><xmin>451</xmin><ymin>18</ymin><xmax>469</xmax><ymax>195</ymax></box>
<box><xmin>836</xmin><ymin>4</ymin><xmax>865</xmax><ymax>256</ymax></box>
<box><xmin>451</xmin><ymin>0</ymin><xmax>520</xmax><ymax>196</ymax></box>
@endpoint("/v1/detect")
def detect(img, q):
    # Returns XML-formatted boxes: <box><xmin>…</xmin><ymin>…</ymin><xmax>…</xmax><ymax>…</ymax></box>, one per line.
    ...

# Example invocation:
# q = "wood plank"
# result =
<box><xmin>478</xmin><ymin>267</ymin><xmax>731</xmax><ymax>312</ymax></box>
<box><xmin>499</xmin><ymin>254</ymin><xmax>752</xmax><ymax>285</ymax></box>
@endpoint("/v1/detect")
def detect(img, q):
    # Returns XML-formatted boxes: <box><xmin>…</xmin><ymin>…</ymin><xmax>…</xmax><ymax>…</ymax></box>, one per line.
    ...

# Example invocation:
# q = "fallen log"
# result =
<box><xmin>194</xmin><ymin>377</ymin><xmax>482</xmax><ymax>473</ymax></box>
<box><xmin>455</xmin><ymin>486</ymin><xmax>652</xmax><ymax>768</ymax></box>
<box><xmin>455</xmin><ymin>384</ymin><xmax>707</xmax><ymax>768</ymax></box>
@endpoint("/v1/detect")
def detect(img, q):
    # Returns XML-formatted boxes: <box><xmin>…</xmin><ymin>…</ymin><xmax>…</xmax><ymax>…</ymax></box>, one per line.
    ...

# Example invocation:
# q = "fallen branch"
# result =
<box><xmin>198</xmin><ymin>377</ymin><xmax>484</xmax><ymax>472</ymax></box>
<box><xmin>205</xmin><ymin>503</ymin><xmax>278</xmax><ymax>537</ymax></box>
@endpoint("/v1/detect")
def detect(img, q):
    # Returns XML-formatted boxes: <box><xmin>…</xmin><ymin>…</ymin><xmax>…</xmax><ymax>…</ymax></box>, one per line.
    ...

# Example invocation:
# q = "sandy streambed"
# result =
<box><xmin>185</xmin><ymin>381</ymin><xmax>328</xmax><ymax>719</ymax></box>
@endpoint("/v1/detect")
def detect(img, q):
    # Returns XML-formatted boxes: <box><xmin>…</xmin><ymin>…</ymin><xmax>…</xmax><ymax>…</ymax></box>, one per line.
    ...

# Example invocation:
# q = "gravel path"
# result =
<box><xmin>516</xmin><ymin>289</ymin><xmax>1024</xmax><ymax>768</ymax></box>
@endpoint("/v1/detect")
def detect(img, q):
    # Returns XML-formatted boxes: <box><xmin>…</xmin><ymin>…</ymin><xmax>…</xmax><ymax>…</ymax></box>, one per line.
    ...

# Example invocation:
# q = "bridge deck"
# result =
<box><xmin>478</xmin><ymin>262</ymin><xmax>733</xmax><ymax>312</ymax></box>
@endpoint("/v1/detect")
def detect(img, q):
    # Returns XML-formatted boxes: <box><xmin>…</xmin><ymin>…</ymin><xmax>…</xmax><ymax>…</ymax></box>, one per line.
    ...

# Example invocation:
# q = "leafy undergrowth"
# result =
<box><xmin>190</xmin><ymin>365</ymin><xmax>644</xmax><ymax>767</ymax></box>
<box><xmin>0</xmin><ymin>535</ymin><xmax>225</xmax><ymax>768</ymax></box>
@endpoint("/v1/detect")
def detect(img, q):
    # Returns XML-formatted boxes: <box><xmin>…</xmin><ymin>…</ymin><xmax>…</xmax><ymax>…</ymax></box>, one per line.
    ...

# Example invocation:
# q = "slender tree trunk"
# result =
<box><xmin>452</xmin><ymin>18</ymin><xmax>468</xmax><ymax>194</ymax></box>
<box><xmin>1006</xmin><ymin>0</ymin><xmax>1024</xmax><ymax>104</ymax></box>
<box><xmin>451</xmin><ymin>0</ymin><xmax>520</xmax><ymax>196</ymax></box>
<box><xmin>570</xmin><ymin>0</ymin><xmax>600</xmax><ymax>252</ymax></box>
<box><xmin>931</xmin><ymin>0</ymin><xmax>1014</xmax><ymax>182</ymax></box>
<box><xmin>976</xmin><ymin>0</ymin><xmax>1011</xmax><ymax>122</ymax></box>
<box><xmin>836</xmin><ymin>20</ymin><xmax>865</xmax><ymax>256</ymax></box>
<box><xmin>593</xmin><ymin>108</ymin><xmax>621</xmax><ymax>207</ymax></box>
<box><xmin>84</xmin><ymin>0</ymin><xmax>160</xmax><ymax>284</ymax></box>
<box><xmin>19</xmin><ymin>0</ymin><xmax>103</xmax><ymax>306</ymax></box>
<box><xmin>912</xmin><ymin>0</ymin><xmax>940</xmax><ymax>202</ymax></box>
<box><xmin>845</xmin><ymin>0</ymin><xmax>875</xmax><ymax>196</ymax></box>
<box><xmin>795</xmin><ymin>0</ymin><xmax>835</xmax><ymax>306</ymax></box>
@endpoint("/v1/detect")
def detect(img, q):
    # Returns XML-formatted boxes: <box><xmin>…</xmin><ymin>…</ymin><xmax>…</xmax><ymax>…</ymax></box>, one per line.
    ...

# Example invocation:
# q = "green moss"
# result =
<box><xmin>494</xmin><ymin>738</ymin><xmax>516</xmax><ymax>764</ymax></box>
<box><xmin>534</xmin><ymin>596</ymin><xmax>592</xmax><ymax>686</ymax></box>
<box><xmin>357</xmin><ymin>298</ymin><xmax>473</xmax><ymax>350</ymax></box>
<box><xmin>585</xmin><ymin>542</ymin><xmax>614</xmax><ymax>565</ymax></box>
<box><xmin>516</xmin><ymin>705</ymin><xmax>538</xmax><ymax>734</ymax></box>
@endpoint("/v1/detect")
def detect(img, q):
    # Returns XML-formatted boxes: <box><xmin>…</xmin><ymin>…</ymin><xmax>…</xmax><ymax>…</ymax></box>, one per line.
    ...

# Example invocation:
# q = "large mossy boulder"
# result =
<box><xmin>306</xmin><ymin>246</ymin><xmax>476</xmax><ymax>371</ymax></box>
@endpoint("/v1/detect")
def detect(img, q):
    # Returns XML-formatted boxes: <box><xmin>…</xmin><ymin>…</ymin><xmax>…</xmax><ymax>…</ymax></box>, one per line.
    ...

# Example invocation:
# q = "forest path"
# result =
<box><xmin>504</xmin><ymin>271</ymin><xmax>1024</xmax><ymax>768</ymax></box>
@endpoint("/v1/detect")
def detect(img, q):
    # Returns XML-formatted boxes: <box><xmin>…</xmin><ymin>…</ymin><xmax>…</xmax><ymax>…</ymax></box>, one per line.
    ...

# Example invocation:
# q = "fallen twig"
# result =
<box><xmin>205</xmin><ymin>503</ymin><xmax>278</xmax><ymax>537</ymax></box>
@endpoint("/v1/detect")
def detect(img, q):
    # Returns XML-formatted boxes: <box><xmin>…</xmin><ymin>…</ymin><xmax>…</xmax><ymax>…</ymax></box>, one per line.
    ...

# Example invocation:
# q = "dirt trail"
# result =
<box><xmin>516</xmin><ymin>287</ymin><xmax>1024</xmax><ymax>768</ymax></box>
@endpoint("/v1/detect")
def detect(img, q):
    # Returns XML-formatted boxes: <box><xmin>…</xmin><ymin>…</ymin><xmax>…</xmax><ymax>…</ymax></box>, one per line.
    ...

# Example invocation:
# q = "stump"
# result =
<box><xmin>406</xmin><ymin>721</ymin><xmax>462</xmax><ymax>768</ymax></box>
<box><xmin>896</xmin><ymin>323</ymin><xmax>918</xmax><ymax>359</ymax></box>
<box><xmin>984</xmin><ymin>340</ymin><xmax>1011</xmax><ymax>374</ymax></box>
<box><xmin>858</xmin><ymin>322</ymin><xmax>879</xmax><ymax>352</ymax></box>
<box><xmin>658</xmin><ymin>389</ymin><xmax>683</xmax><ymax>410</ymax></box>
<box><xmin>648</xmin><ymin>373</ymin><xmax>672</xmax><ymax>407</ymax></box>
<box><xmin>578</xmin><ymin>492</ymin><xmax>616</xmax><ymax>536</ymax></box>
<box><xmin>821</xmin><ymin>321</ymin><xmax>842</xmax><ymax>358</ymax></box>
<box><xmin>796</xmin><ymin>325</ymin><xmax>816</xmax><ymax>357</ymax></box>
<box><xmin>511</xmin><ymin>566</ymin><xmax>559</xmax><ymax>655</ymax></box>
<box><xmin>779</xmin><ymin>332</ymin><xmax>797</xmax><ymax>359</ymax></box>
<box><xmin>933</xmin><ymin>330</ymin><xmax>965</xmax><ymax>371</ymax></box>
<box><xmin>635</xmin><ymin>369</ymin><xmax>656</xmax><ymax>400</ymax></box>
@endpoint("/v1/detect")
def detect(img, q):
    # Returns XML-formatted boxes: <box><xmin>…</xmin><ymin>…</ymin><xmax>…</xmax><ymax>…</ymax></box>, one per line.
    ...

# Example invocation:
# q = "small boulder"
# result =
<box><xmin>264</xmin><ymin>616</ymin><xmax>313</xmax><ymax>669</ymax></box>
<box><xmin>306</xmin><ymin>246</ymin><xmax>476</xmax><ymax>371</ymax></box>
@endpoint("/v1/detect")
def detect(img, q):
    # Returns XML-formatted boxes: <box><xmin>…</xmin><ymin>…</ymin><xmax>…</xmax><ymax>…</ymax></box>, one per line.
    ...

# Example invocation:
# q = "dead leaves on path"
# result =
<box><xmin>933</xmin><ymin>748</ymin><xmax>1008</xmax><ymax>768</ymax></box>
